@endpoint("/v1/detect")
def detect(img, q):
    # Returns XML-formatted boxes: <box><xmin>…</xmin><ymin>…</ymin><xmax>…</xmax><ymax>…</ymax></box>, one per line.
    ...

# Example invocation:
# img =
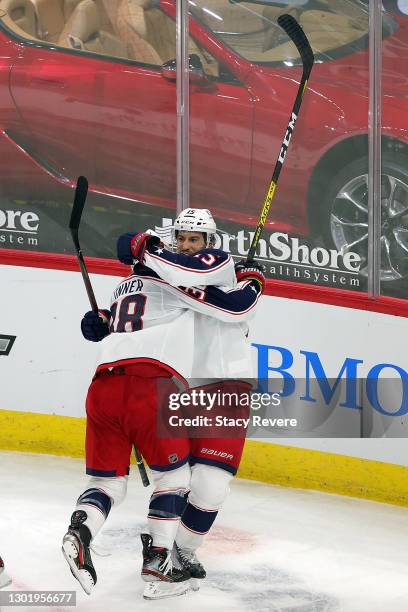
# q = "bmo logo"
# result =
<box><xmin>0</xmin><ymin>209</ymin><xmax>39</xmax><ymax>246</ymax></box>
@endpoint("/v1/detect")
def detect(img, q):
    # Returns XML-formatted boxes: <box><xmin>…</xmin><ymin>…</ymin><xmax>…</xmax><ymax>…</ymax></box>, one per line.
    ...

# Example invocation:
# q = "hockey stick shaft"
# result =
<box><xmin>133</xmin><ymin>445</ymin><xmax>150</xmax><ymax>487</ymax></box>
<box><xmin>247</xmin><ymin>15</ymin><xmax>314</xmax><ymax>262</ymax></box>
<box><xmin>69</xmin><ymin>177</ymin><xmax>150</xmax><ymax>488</ymax></box>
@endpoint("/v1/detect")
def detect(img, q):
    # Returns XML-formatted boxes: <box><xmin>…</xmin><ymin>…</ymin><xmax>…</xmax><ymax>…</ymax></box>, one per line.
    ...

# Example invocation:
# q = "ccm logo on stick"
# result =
<box><xmin>278</xmin><ymin>112</ymin><xmax>298</xmax><ymax>164</ymax></box>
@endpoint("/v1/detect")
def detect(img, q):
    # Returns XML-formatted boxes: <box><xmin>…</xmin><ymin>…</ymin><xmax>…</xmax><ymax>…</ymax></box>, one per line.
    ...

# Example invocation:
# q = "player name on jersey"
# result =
<box><xmin>112</xmin><ymin>278</ymin><xmax>144</xmax><ymax>301</ymax></box>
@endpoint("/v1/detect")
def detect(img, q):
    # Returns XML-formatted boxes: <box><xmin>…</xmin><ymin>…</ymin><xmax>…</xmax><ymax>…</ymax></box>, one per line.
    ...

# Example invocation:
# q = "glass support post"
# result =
<box><xmin>176</xmin><ymin>0</ymin><xmax>190</xmax><ymax>214</ymax></box>
<box><xmin>367</xmin><ymin>0</ymin><xmax>382</xmax><ymax>297</ymax></box>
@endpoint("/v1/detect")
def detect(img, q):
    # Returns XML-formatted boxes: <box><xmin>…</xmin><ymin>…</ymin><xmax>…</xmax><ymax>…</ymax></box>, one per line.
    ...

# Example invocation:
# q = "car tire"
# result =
<box><xmin>318</xmin><ymin>153</ymin><xmax>408</xmax><ymax>283</ymax></box>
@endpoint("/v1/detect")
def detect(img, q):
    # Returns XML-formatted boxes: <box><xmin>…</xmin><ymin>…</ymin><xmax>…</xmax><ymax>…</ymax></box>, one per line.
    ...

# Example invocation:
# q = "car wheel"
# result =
<box><xmin>319</xmin><ymin>154</ymin><xmax>408</xmax><ymax>282</ymax></box>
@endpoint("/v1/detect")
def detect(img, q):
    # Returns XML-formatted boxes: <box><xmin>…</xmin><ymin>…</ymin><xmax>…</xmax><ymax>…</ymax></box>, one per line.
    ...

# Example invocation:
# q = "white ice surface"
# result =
<box><xmin>1</xmin><ymin>451</ymin><xmax>408</xmax><ymax>612</ymax></box>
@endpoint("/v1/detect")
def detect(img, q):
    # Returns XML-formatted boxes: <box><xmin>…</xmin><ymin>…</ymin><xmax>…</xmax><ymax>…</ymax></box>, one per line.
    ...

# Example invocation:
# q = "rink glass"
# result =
<box><xmin>379</xmin><ymin>1</ymin><xmax>408</xmax><ymax>298</ymax></box>
<box><xmin>0</xmin><ymin>1</ymin><xmax>406</xmax><ymax>299</ymax></box>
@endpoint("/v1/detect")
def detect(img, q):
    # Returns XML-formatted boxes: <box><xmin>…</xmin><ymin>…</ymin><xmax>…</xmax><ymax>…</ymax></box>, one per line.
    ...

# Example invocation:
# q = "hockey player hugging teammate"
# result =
<box><xmin>62</xmin><ymin>209</ymin><xmax>264</xmax><ymax>600</ymax></box>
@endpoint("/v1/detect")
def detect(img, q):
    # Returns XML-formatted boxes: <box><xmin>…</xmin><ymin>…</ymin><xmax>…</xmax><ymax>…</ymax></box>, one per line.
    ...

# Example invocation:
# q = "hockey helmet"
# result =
<box><xmin>173</xmin><ymin>208</ymin><xmax>217</xmax><ymax>247</ymax></box>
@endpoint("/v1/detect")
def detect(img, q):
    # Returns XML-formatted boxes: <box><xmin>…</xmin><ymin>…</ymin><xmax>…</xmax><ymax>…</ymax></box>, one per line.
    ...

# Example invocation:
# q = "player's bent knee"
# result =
<box><xmin>189</xmin><ymin>464</ymin><xmax>233</xmax><ymax>511</ymax></box>
<box><xmin>150</xmin><ymin>462</ymin><xmax>191</xmax><ymax>492</ymax></box>
<box><xmin>86</xmin><ymin>475</ymin><xmax>128</xmax><ymax>506</ymax></box>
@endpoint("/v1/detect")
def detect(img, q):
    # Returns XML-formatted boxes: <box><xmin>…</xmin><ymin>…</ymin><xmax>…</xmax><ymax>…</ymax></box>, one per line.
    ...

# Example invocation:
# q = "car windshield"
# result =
<box><xmin>189</xmin><ymin>0</ymin><xmax>398</xmax><ymax>65</ymax></box>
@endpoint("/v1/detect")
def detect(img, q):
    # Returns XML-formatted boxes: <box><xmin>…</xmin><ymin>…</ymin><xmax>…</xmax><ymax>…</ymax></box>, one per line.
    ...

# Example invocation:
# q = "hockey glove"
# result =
<box><xmin>235</xmin><ymin>260</ymin><xmax>266</xmax><ymax>294</ymax></box>
<box><xmin>81</xmin><ymin>310</ymin><xmax>111</xmax><ymax>342</ymax></box>
<box><xmin>117</xmin><ymin>232</ymin><xmax>161</xmax><ymax>265</ymax></box>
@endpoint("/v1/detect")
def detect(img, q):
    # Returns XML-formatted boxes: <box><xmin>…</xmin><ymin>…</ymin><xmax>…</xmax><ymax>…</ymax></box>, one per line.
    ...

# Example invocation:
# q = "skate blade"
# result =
<box><xmin>0</xmin><ymin>572</ymin><xmax>12</xmax><ymax>589</ymax></box>
<box><xmin>143</xmin><ymin>581</ymin><xmax>191</xmax><ymax>600</ymax></box>
<box><xmin>62</xmin><ymin>540</ymin><xmax>95</xmax><ymax>595</ymax></box>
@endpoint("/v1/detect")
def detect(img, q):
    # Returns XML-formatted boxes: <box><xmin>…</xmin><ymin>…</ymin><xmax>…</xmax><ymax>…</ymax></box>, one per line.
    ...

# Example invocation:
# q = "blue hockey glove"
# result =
<box><xmin>81</xmin><ymin>310</ymin><xmax>111</xmax><ymax>342</ymax></box>
<box><xmin>117</xmin><ymin>232</ymin><xmax>161</xmax><ymax>265</ymax></box>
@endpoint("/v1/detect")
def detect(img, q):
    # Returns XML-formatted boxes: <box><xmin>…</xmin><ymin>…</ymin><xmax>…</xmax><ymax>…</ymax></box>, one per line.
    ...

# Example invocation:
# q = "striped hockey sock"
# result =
<box><xmin>176</xmin><ymin>500</ymin><xmax>218</xmax><ymax>550</ymax></box>
<box><xmin>75</xmin><ymin>488</ymin><xmax>112</xmax><ymax>539</ymax></box>
<box><xmin>147</xmin><ymin>488</ymin><xmax>188</xmax><ymax>549</ymax></box>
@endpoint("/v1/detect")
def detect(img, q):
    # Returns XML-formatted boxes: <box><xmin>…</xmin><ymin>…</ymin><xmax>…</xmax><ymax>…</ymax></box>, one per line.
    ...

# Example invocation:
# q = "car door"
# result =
<box><xmin>9</xmin><ymin>14</ymin><xmax>254</xmax><ymax>215</ymax></box>
<box><xmin>9</xmin><ymin>45</ymin><xmax>177</xmax><ymax>205</ymax></box>
<box><xmin>189</xmin><ymin>72</ymin><xmax>254</xmax><ymax>212</ymax></box>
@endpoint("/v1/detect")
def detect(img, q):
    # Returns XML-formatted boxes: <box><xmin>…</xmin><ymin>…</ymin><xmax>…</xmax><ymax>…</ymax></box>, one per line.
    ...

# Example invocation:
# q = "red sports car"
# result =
<box><xmin>0</xmin><ymin>0</ymin><xmax>406</xmax><ymax>285</ymax></box>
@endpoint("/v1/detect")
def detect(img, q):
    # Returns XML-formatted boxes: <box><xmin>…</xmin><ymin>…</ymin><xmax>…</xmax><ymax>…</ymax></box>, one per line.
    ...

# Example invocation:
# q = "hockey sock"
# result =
<box><xmin>75</xmin><ymin>488</ymin><xmax>112</xmax><ymax>539</ymax></box>
<box><xmin>176</xmin><ymin>501</ymin><xmax>218</xmax><ymax>550</ymax></box>
<box><xmin>148</xmin><ymin>489</ymin><xmax>188</xmax><ymax>549</ymax></box>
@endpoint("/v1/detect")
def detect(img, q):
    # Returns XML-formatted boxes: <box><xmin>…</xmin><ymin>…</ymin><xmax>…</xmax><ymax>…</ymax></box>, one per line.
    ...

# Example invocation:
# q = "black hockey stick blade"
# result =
<box><xmin>69</xmin><ymin>176</ymin><xmax>89</xmax><ymax>231</ymax></box>
<box><xmin>277</xmin><ymin>14</ymin><xmax>314</xmax><ymax>75</ymax></box>
<box><xmin>69</xmin><ymin>176</ymin><xmax>98</xmax><ymax>312</ymax></box>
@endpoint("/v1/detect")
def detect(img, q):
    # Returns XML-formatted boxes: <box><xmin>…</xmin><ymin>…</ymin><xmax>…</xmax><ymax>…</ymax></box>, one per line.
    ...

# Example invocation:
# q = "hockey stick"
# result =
<box><xmin>133</xmin><ymin>446</ymin><xmax>150</xmax><ymax>487</ymax></box>
<box><xmin>69</xmin><ymin>176</ymin><xmax>98</xmax><ymax>313</ymax></box>
<box><xmin>69</xmin><ymin>176</ymin><xmax>150</xmax><ymax>487</ymax></box>
<box><xmin>247</xmin><ymin>14</ymin><xmax>314</xmax><ymax>261</ymax></box>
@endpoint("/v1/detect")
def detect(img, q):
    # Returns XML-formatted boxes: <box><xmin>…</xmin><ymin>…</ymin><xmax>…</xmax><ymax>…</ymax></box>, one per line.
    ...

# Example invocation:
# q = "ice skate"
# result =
<box><xmin>62</xmin><ymin>510</ymin><xmax>96</xmax><ymax>595</ymax></box>
<box><xmin>173</xmin><ymin>543</ymin><xmax>206</xmax><ymax>591</ymax></box>
<box><xmin>141</xmin><ymin>533</ymin><xmax>191</xmax><ymax>600</ymax></box>
<box><xmin>0</xmin><ymin>557</ymin><xmax>11</xmax><ymax>589</ymax></box>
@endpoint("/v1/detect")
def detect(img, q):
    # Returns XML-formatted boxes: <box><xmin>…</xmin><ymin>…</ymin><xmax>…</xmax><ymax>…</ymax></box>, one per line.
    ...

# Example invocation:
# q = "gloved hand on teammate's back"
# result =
<box><xmin>81</xmin><ymin>310</ymin><xmax>111</xmax><ymax>342</ymax></box>
<box><xmin>117</xmin><ymin>231</ymin><xmax>161</xmax><ymax>265</ymax></box>
<box><xmin>235</xmin><ymin>260</ymin><xmax>266</xmax><ymax>294</ymax></box>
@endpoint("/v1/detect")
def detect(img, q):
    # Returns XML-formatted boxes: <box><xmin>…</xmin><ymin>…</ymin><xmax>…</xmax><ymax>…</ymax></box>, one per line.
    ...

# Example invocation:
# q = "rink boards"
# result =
<box><xmin>1</xmin><ymin>263</ymin><xmax>408</xmax><ymax>506</ymax></box>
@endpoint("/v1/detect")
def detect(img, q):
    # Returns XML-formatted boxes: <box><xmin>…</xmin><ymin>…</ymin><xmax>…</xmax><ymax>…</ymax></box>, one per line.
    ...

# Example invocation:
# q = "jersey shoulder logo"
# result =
<box><xmin>194</xmin><ymin>252</ymin><xmax>217</xmax><ymax>266</ymax></box>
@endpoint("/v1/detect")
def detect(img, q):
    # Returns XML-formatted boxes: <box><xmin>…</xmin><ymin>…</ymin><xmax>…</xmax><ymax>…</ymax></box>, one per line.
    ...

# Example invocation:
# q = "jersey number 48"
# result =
<box><xmin>110</xmin><ymin>295</ymin><xmax>147</xmax><ymax>333</ymax></box>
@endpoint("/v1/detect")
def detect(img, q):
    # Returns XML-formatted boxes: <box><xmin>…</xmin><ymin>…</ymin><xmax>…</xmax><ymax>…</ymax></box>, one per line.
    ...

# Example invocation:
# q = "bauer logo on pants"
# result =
<box><xmin>0</xmin><ymin>335</ymin><xmax>16</xmax><ymax>356</ymax></box>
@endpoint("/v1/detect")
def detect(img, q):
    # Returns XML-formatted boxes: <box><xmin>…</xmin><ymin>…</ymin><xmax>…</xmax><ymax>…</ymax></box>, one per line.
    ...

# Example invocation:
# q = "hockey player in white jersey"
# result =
<box><xmin>62</xmin><ymin>209</ymin><xmax>264</xmax><ymax>600</ymax></box>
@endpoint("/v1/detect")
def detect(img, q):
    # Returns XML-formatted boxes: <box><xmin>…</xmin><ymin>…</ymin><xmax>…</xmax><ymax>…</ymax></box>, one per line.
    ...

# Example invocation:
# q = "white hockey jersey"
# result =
<box><xmin>95</xmin><ymin>246</ymin><xmax>260</xmax><ymax>384</ymax></box>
